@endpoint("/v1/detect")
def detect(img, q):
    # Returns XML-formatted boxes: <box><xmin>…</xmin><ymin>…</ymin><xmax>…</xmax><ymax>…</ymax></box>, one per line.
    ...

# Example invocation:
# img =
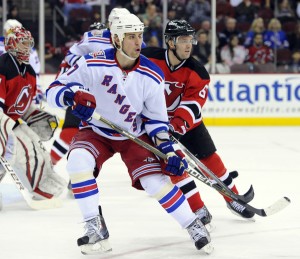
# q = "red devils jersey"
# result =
<box><xmin>141</xmin><ymin>47</ymin><xmax>210</xmax><ymax>130</ymax></box>
<box><xmin>0</xmin><ymin>53</ymin><xmax>36</xmax><ymax>121</ymax></box>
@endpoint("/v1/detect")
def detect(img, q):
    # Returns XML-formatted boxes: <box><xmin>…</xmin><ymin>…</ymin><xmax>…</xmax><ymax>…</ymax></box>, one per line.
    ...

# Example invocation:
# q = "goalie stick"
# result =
<box><xmin>0</xmin><ymin>156</ymin><xmax>63</xmax><ymax>210</ymax></box>
<box><xmin>92</xmin><ymin>112</ymin><xmax>291</xmax><ymax>217</ymax></box>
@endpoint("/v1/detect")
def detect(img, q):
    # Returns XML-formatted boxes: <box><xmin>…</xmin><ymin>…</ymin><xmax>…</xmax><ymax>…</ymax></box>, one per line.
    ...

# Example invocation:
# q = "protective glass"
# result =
<box><xmin>176</xmin><ymin>35</ymin><xmax>197</xmax><ymax>45</ymax></box>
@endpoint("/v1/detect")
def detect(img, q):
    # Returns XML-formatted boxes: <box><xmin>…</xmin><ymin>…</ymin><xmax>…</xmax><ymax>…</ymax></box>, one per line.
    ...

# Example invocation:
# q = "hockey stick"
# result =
<box><xmin>168</xmin><ymin>135</ymin><xmax>291</xmax><ymax>216</ymax></box>
<box><xmin>91</xmin><ymin>113</ymin><xmax>291</xmax><ymax>217</ymax></box>
<box><xmin>169</xmin><ymin>135</ymin><xmax>254</xmax><ymax>203</ymax></box>
<box><xmin>92</xmin><ymin>113</ymin><xmax>251</xmax><ymax>201</ymax></box>
<box><xmin>0</xmin><ymin>156</ymin><xmax>63</xmax><ymax>210</ymax></box>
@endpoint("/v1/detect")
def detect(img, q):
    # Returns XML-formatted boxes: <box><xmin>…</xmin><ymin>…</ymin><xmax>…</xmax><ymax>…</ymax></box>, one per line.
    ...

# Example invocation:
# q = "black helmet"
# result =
<box><xmin>164</xmin><ymin>20</ymin><xmax>195</xmax><ymax>37</ymax></box>
<box><xmin>89</xmin><ymin>22</ymin><xmax>106</xmax><ymax>30</ymax></box>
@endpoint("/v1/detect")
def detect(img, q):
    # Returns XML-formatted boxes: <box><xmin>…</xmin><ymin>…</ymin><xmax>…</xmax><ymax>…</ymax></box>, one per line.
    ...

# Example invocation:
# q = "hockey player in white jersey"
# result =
<box><xmin>50</xmin><ymin>8</ymin><xmax>214</xmax><ymax>232</ymax></box>
<box><xmin>51</xmin><ymin>8</ymin><xmax>130</xmax><ymax>165</ymax></box>
<box><xmin>0</xmin><ymin>19</ymin><xmax>43</xmax><ymax>104</ymax></box>
<box><xmin>46</xmin><ymin>13</ymin><xmax>213</xmax><ymax>255</ymax></box>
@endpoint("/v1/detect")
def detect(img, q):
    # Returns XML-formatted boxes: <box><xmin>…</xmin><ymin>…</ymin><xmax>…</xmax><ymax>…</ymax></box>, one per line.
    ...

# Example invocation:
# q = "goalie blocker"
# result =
<box><xmin>22</xmin><ymin>106</ymin><xmax>58</xmax><ymax>141</ymax></box>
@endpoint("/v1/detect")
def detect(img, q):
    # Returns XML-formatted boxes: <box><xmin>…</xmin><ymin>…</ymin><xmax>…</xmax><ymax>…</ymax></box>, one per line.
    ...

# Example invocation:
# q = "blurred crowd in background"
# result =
<box><xmin>1</xmin><ymin>0</ymin><xmax>300</xmax><ymax>73</ymax></box>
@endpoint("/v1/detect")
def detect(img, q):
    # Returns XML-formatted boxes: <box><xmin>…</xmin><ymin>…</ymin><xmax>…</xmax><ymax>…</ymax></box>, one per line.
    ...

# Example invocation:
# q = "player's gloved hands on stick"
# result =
<box><xmin>157</xmin><ymin>141</ymin><xmax>188</xmax><ymax>176</ymax></box>
<box><xmin>169</xmin><ymin>117</ymin><xmax>188</xmax><ymax>139</ymax></box>
<box><xmin>63</xmin><ymin>90</ymin><xmax>96</xmax><ymax>121</ymax></box>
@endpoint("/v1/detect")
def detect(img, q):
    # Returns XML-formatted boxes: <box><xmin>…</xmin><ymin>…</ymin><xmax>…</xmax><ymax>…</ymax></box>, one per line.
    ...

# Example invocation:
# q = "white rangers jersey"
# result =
<box><xmin>47</xmin><ymin>48</ymin><xmax>169</xmax><ymax>140</ymax></box>
<box><xmin>65</xmin><ymin>29</ymin><xmax>112</xmax><ymax>67</ymax></box>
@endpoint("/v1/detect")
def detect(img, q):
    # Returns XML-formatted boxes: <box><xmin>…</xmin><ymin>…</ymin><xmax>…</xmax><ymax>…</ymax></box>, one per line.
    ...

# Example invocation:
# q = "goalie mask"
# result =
<box><xmin>3</xmin><ymin>19</ymin><xmax>22</xmax><ymax>35</ymax></box>
<box><xmin>5</xmin><ymin>27</ymin><xmax>34</xmax><ymax>64</ymax></box>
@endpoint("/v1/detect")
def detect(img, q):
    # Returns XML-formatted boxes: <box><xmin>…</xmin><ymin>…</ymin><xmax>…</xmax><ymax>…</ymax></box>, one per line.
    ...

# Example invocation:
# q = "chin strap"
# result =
<box><xmin>115</xmin><ymin>45</ymin><xmax>137</xmax><ymax>61</ymax></box>
<box><xmin>171</xmin><ymin>48</ymin><xmax>185</xmax><ymax>62</ymax></box>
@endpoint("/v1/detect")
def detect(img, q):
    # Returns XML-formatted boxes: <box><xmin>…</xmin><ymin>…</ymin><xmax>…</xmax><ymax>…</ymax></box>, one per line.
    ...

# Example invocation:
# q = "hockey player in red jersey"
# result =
<box><xmin>0</xmin><ymin>27</ymin><xmax>66</xmax><ymax>203</ymax></box>
<box><xmin>141</xmin><ymin>20</ymin><xmax>255</xmax><ymax>219</ymax></box>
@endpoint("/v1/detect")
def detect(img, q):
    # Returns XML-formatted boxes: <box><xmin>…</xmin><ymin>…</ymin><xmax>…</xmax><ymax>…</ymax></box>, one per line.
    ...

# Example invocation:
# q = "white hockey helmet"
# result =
<box><xmin>3</xmin><ymin>19</ymin><xmax>22</xmax><ymax>35</ymax></box>
<box><xmin>110</xmin><ymin>13</ymin><xmax>144</xmax><ymax>48</ymax></box>
<box><xmin>108</xmin><ymin>8</ymin><xmax>130</xmax><ymax>25</ymax></box>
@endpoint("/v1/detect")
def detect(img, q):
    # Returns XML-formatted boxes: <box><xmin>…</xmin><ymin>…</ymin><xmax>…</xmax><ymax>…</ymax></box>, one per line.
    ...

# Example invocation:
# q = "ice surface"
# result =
<box><xmin>1</xmin><ymin>126</ymin><xmax>299</xmax><ymax>259</ymax></box>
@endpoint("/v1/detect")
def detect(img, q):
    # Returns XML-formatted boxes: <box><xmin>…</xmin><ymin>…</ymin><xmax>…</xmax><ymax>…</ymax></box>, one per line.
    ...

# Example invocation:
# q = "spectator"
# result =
<box><xmin>275</xmin><ymin>0</ymin><xmax>296</xmax><ymax>23</ymax></box>
<box><xmin>244</xmin><ymin>17</ymin><xmax>266</xmax><ymax>47</ymax></box>
<box><xmin>288</xmin><ymin>22</ymin><xmax>300</xmax><ymax>52</ymax></box>
<box><xmin>230</xmin><ymin>0</ymin><xmax>243</xmax><ymax>7</ymax></box>
<box><xmin>220</xmin><ymin>34</ymin><xmax>247</xmax><ymax>67</ymax></box>
<box><xmin>250</xmin><ymin>0</ymin><xmax>271</xmax><ymax>8</ymax></box>
<box><xmin>297</xmin><ymin>1</ymin><xmax>300</xmax><ymax>19</ymax></box>
<box><xmin>216</xmin><ymin>0</ymin><xmax>235</xmax><ymax>22</ymax></box>
<box><xmin>125</xmin><ymin>0</ymin><xmax>146</xmax><ymax>15</ymax></box>
<box><xmin>201</xmin><ymin>19</ymin><xmax>219</xmax><ymax>46</ymax></box>
<box><xmin>218</xmin><ymin>17</ymin><xmax>243</xmax><ymax>48</ymax></box>
<box><xmin>192</xmin><ymin>29</ymin><xmax>211</xmax><ymax>65</ymax></box>
<box><xmin>167</xmin><ymin>7</ymin><xmax>177</xmax><ymax>21</ymax></box>
<box><xmin>60</xmin><ymin>0</ymin><xmax>93</xmax><ymax>26</ymax></box>
<box><xmin>246</xmin><ymin>32</ymin><xmax>273</xmax><ymax>64</ymax></box>
<box><xmin>284</xmin><ymin>19</ymin><xmax>299</xmax><ymax>71</ymax></box>
<box><xmin>234</xmin><ymin>0</ymin><xmax>258</xmax><ymax>23</ymax></box>
<box><xmin>145</xmin><ymin>0</ymin><xmax>162</xmax><ymax>10</ymax></box>
<box><xmin>204</xmin><ymin>57</ymin><xmax>231</xmax><ymax>74</ymax></box>
<box><xmin>168</xmin><ymin>0</ymin><xmax>186</xmax><ymax>20</ymax></box>
<box><xmin>7</xmin><ymin>4</ymin><xmax>22</xmax><ymax>23</ymax></box>
<box><xmin>139</xmin><ymin>4</ymin><xmax>162</xmax><ymax>44</ymax></box>
<box><xmin>186</xmin><ymin>0</ymin><xmax>211</xmax><ymax>25</ymax></box>
<box><xmin>147</xmin><ymin>35</ymin><xmax>160</xmax><ymax>47</ymax></box>
<box><xmin>264</xmin><ymin>18</ymin><xmax>289</xmax><ymax>50</ymax></box>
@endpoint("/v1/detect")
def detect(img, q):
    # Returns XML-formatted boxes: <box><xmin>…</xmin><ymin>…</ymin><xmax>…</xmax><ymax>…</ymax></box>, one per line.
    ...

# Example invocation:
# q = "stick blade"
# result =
<box><xmin>237</xmin><ymin>184</ymin><xmax>255</xmax><ymax>203</ymax></box>
<box><xmin>263</xmin><ymin>197</ymin><xmax>291</xmax><ymax>216</ymax></box>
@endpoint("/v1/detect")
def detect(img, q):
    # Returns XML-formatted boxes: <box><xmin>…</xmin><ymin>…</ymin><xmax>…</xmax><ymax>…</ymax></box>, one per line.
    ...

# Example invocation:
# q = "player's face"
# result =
<box><xmin>122</xmin><ymin>32</ymin><xmax>143</xmax><ymax>59</ymax></box>
<box><xmin>175</xmin><ymin>35</ymin><xmax>194</xmax><ymax>60</ymax></box>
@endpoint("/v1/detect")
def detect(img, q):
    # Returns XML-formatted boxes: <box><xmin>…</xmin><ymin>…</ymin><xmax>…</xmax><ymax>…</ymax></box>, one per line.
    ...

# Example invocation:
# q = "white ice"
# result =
<box><xmin>0</xmin><ymin>126</ymin><xmax>299</xmax><ymax>259</ymax></box>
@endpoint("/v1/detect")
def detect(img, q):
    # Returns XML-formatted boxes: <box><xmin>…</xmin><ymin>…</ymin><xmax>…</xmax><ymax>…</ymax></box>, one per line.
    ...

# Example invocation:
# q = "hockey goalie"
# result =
<box><xmin>0</xmin><ymin>26</ymin><xmax>66</xmax><ymax>204</ymax></box>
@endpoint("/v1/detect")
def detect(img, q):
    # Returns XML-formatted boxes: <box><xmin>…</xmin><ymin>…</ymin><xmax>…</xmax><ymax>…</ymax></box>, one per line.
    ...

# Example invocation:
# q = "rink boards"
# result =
<box><xmin>41</xmin><ymin>74</ymin><xmax>300</xmax><ymax>126</ymax></box>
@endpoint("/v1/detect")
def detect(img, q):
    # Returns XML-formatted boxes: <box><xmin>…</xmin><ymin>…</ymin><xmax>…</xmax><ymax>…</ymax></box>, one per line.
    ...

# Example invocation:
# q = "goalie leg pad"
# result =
<box><xmin>12</xmin><ymin>124</ymin><xmax>67</xmax><ymax>199</ymax></box>
<box><xmin>0</xmin><ymin>112</ymin><xmax>16</xmax><ymax>157</ymax></box>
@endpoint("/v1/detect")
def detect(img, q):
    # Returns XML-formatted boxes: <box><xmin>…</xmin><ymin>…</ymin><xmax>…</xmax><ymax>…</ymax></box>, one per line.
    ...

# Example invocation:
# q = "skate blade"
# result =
<box><xmin>205</xmin><ymin>223</ymin><xmax>216</xmax><ymax>233</ymax></box>
<box><xmin>81</xmin><ymin>239</ymin><xmax>112</xmax><ymax>255</ymax></box>
<box><xmin>202</xmin><ymin>242</ymin><xmax>214</xmax><ymax>254</ymax></box>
